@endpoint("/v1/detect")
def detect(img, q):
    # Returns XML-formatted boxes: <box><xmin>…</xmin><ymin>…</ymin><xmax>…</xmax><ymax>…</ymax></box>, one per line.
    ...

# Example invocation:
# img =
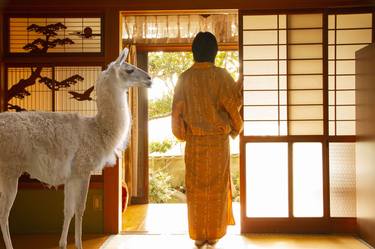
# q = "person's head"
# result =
<box><xmin>192</xmin><ymin>32</ymin><xmax>218</xmax><ymax>63</ymax></box>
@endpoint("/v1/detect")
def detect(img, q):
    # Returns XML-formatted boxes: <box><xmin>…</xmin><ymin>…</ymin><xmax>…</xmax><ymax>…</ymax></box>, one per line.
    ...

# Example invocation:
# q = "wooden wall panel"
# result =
<box><xmin>355</xmin><ymin>43</ymin><xmax>375</xmax><ymax>248</ymax></box>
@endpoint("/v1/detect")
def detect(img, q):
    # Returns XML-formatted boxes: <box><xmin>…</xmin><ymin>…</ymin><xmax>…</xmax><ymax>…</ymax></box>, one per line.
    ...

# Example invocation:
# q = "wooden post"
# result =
<box><xmin>103</xmin><ymin>8</ymin><xmax>122</xmax><ymax>234</ymax></box>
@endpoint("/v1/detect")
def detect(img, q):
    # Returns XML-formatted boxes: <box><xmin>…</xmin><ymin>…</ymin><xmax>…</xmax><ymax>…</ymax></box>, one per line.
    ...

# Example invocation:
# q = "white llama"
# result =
<box><xmin>0</xmin><ymin>48</ymin><xmax>151</xmax><ymax>249</ymax></box>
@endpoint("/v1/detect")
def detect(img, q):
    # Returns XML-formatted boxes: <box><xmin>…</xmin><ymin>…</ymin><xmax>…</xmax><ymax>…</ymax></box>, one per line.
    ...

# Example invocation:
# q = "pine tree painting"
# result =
<box><xmin>7</xmin><ymin>22</ymin><xmax>94</xmax><ymax>111</ymax></box>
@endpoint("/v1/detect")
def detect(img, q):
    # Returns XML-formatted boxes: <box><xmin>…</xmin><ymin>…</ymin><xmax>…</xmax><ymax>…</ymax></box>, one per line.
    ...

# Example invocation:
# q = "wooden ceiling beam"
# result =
<box><xmin>3</xmin><ymin>0</ymin><xmax>375</xmax><ymax>11</ymax></box>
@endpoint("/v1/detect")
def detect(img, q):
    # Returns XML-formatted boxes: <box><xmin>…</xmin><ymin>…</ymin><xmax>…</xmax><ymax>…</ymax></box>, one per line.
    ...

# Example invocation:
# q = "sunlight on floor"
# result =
<box><xmin>122</xmin><ymin>203</ymin><xmax>240</xmax><ymax>234</ymax></box>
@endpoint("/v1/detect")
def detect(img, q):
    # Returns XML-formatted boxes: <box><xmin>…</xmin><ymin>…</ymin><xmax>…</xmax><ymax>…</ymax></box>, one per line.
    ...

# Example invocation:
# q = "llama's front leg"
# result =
<box><xmin>74</xmin><ymin>176</ymin><xmax>90</xmax><ymax>249</ymax></box>
<box><xmin>0</xmin><ymin>175</ymin><xmax>19</xmax><ymax>249</ymax></box>
<box><xmin>59</xmin><ymin>179</ymin><xmax>78</xmax><ymax>249</ymax></box>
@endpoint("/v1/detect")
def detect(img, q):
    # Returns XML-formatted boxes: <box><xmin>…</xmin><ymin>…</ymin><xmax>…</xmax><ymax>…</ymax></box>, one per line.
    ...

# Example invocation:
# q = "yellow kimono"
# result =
<box><xmin>172</xmin><ymin>62</ymin><xmax>243</xmax><ymax>241</ymax></box>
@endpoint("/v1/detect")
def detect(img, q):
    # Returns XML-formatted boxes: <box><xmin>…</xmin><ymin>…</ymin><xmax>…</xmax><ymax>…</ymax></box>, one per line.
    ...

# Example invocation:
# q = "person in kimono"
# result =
<box><xmin>171</xmin><ymin>32</ymin><xmax>243</xmax><ymax>247</ymax></box>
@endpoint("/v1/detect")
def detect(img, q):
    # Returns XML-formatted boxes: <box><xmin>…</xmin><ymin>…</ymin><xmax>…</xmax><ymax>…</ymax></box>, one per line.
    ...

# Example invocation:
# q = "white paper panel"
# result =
<box><xmin>243</xmin><ymin>15</ymin><xmax>278</xmax><ymax>30</ymax></box>
<box><xmin>244</xmin><ymin>61</ymin><xmax>278</xmax><ymax>75</ymax></box>
<box><xmin>288</xmin><ymin>14</ymin><xmax>323</xmax><ymax>28</ymax></box>
<box><xmin>293</xmin><ymin>143</ymin><xmax>324</xmax><ymax>217</ymax></box>
<box><xmin>243</xmin><ymin>30</ymin><xmax>278</xmax><ymax>45</ymax></box>
<box><xmin>244</xmin><ymin>91</ymin><xmax>279</xmax><ymax>105</ymax></box>
<box><xmin>243</xmin><ymin>76</ymin><xmax>278</xmax><ymax>90</ymax></box>
<box><xmin>246</xmin><ymin>143</ymin><xmax>289</xmax><ymax>217</ymax></box>
<box><xmin>336</xmin><ymin>13</ymin><xmax>372</xmax><ymax>29</ymax></box>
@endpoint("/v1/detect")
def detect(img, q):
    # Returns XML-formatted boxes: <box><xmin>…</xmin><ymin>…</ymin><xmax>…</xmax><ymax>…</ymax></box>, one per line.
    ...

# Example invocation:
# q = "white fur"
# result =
<box><xmin>0</xmin><ymin>48</ymin><xmax>152</xmax><ymax>249</ymax></box>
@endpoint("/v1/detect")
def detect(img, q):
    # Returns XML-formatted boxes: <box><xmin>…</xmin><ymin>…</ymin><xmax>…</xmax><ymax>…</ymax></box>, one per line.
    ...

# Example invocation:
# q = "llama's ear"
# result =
<box><xmin>115</xmin><ymin>48</ymin><xmax>129</xmax><ymax>65</ymax></box>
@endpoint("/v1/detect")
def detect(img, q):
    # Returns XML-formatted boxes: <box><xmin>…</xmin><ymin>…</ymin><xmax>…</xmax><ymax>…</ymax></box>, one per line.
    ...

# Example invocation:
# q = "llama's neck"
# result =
<box><xmin>95</xmin><ymin>75</ymin><xmax>131</xmax><ymax>152</ymax></box>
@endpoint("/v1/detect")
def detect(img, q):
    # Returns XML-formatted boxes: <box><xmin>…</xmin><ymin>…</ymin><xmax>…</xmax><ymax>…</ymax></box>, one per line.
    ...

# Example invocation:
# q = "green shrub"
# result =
<box><xmin>149</xmin><ymin>171</ymin><xmax>175</xmax><ymax>203</ymax></box>
<box><xmin>149</xmin><ymin>139</ymin><xmax>174</xmax><ymax>154</ymax></box>
<box><xmin>148</xmin><ymin>94</ymin><xmax>173</xmax><ymax>120</ymax></box>
<box><xmin>232</xmin><ymin>171</ymin><xmax>240</xmax><ymax>202</ymax></box>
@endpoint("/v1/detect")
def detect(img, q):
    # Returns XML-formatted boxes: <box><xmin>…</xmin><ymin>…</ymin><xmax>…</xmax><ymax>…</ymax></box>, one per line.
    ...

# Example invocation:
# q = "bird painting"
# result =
<box><xmin>7</xmin><ymin>104</ymin><xmax>27</xmax><ymax>112</ymax></box>
<box><xmin>68</xmin><ymin>86</ymin><xmax>95</xmax><ymax>101</ymax></box>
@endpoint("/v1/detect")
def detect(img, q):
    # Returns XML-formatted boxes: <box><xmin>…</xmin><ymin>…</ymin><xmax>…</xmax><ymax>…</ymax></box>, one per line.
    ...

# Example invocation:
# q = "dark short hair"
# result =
<box><xmin>192</xmin><ymin>32</ymin><xmax>218</xmax><ymax>63</ymax></box>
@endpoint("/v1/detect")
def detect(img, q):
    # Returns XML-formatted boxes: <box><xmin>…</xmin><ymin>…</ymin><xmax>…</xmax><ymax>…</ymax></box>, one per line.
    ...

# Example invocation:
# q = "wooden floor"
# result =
<box><xmin>0</xmin><ymin>203</ymin><xmax>370</xmax><ymax>249</ymax></box>
<box><xmin>0</xmin><ymin>234</ymin><xmax>370</xmax><ymax>249</ymax></box>
<box><xmin>118</xmin><ymin>203</ymin><xmax>371</xmax><ymax>249</ymax></box>
<box><xmin>102</xmin><ymin>234</ymin><xmax>370</xmax><ymax>249</ymax></box>
<box><xmin>0</xmin><ymin>234</ymin><xmax>108</xmax><ymax>249</ymax></box>
<box><xmin>0</xmin><ymin>233</ymin><xmax>370</xmax><ymax>249</ymax></box>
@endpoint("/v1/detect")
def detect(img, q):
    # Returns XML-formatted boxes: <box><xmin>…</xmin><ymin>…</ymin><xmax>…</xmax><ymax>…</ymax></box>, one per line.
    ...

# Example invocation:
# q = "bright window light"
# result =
<box><xmin>246</xmin><ymin>143</ymin><xmax>288</xmax><ymax>217</ymax></box>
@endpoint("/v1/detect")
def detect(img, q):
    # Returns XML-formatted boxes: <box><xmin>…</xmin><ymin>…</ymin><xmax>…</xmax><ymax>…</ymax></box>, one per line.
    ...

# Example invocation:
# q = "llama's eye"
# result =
<box><xmin>126</xmin><ymin>69</ymin><xmax>134</xmax><ymax>74</ymax></box>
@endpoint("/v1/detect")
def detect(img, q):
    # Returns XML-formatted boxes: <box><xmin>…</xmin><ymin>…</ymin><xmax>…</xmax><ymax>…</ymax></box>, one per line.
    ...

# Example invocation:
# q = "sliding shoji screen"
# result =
<box><xmin>327</xmin><ymin>13</ymin><xmax>372</xmax><ymax>218</ymax></box>
<box><xmin>9</xmin><ymin>17</ymin><xmax>102</xmax><ymax>53</ymax></box>
<box><xmin>5</xmin><ymin>15</ymin><xmax>105</xmax><ymax>177</ymax></box>
<box><xmin>328</xmin><ymin>13</ymin><xmax>372</xmax><ymax>136</ymax></box>
<box><xmin>243</xmin><ymin>13</ymin><xmax>324</xmax><ymax>219</ymax></box>
<box><xmin>243</xmin><ymin>14</ymin><xmax>323</xmax><ymax>136</ymax></box>
<box><xmin>241</xmin><ymin>11</ymin><xmax>373</xmax><ymax>226</ymax></box>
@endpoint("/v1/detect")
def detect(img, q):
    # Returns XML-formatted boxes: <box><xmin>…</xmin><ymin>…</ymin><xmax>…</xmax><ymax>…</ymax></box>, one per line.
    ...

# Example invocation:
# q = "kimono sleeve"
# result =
<box><xmin>219</xmin><ymin>70</ymin><xmax>243</xmax><ymax>138</ymax></box>
<box><xmin>171</xmin><ymin>76</ymin><xmax>186</xmax><ymax>141</ymax></box>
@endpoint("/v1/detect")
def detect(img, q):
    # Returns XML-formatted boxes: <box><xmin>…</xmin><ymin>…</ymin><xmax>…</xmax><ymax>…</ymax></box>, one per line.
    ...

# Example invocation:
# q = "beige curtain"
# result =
<box><xmin>122</xmin><ymin>13</ymin><xmax>238</xmax><ymax>44</ymax></box>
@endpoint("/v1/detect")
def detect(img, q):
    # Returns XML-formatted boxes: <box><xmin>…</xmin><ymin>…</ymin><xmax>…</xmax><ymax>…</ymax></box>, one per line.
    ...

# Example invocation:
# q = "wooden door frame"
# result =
<box><xmin>127</xmin><ymin>43</ymin><xmax>239</xmax><ymax>206</ymax></box>
<box><xmin>128</xmin><ymin>50</ymin><xmax>149</xmax><ymax>205</ymax></box>
<box><xmin>103</xmin><ymin>9</ymin><xmax>122</xmax><ymax>234</ymax></box>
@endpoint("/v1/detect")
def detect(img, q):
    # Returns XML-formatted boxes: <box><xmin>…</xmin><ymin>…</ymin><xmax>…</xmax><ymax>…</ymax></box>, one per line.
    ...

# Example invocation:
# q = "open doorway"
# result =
<box><xmin>123</xmin><ymin>50</ymin><xmax>241</xmax><ymax>234</ymax></box>
<box><xmin>120</xmin><ymin>10</ymin><xmax>241</xmax><ymax>234</ymax></box>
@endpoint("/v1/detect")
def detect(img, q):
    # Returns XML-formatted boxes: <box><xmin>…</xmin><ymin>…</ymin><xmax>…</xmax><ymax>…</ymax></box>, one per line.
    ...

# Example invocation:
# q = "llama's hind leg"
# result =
<box><xmin>0</xmin><ymin>174</ymin><xmax>19</xmax><ymax>249</ymax></box>
<box><xmin>59</xmin><ymin>176</ymin><xmax>90</xmax><ymax>249</ymax></box>
<box><xmin>59</xmin><ymin>179</ymin><xmax>77</xmax><ymax>249</ymax></box>
<box><xmin>74</xmin><ymin>176</ymin><xmax>90</xmax><ymax>249</ymax></box>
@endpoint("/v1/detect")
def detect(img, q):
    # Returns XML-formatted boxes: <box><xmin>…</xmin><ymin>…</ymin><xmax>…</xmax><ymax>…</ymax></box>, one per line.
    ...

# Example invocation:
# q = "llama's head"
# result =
<box><xmin>108</xmin><ymin>48</ymin><xmax>152</xmax><ymax>89</ymax></box>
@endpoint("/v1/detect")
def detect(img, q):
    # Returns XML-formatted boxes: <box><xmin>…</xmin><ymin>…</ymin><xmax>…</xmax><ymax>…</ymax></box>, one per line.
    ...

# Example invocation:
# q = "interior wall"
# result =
<box><xmin>10</xmin><ymin>188</ymin><xmax>104</xmax><ymax>234</ymax></box>
<box><xmin>356</xmin><ymin>43</ymin><xmax>375</xmax><ymax>248</ymax></box>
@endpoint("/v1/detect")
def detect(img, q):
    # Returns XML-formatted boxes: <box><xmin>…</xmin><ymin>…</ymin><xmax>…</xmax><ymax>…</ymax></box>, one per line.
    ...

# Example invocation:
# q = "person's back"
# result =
<box><xmin>172</xmin><ymin>32</ymin><xmax>243</xmax><ymax>247</ymax></box>
<box><xmin>176</xmin><ymin>63</ymin><xmax>238</xmax><ymax>137</ymax></box>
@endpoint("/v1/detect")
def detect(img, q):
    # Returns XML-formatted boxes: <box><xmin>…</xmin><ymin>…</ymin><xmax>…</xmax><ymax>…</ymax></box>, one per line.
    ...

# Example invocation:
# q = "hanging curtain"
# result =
<box><xmin>122</xmin><ymin>13</ymin><xmax>238</xmax><ymax>45</ymax></box>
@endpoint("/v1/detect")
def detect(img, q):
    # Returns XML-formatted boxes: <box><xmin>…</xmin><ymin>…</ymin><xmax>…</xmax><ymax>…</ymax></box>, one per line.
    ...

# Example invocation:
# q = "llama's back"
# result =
<box><xmin>0</xmin><ymin>111</ymin><xmax>86</xmax><ymax>185</ymax></box>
